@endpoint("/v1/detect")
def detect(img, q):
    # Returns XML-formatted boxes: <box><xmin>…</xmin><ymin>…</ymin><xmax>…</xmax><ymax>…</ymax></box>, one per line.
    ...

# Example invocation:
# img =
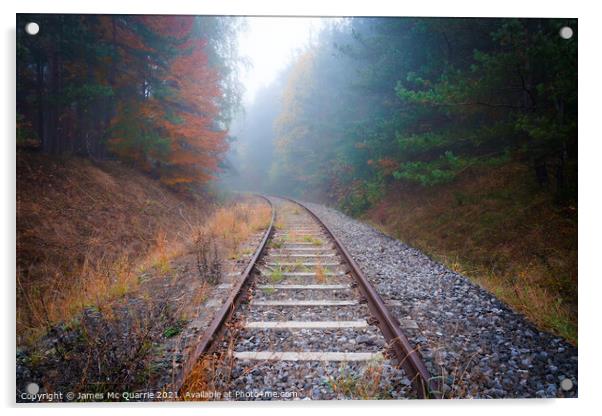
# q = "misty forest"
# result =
<box><xmin>16</xmin><ymin>15</ymin><xmax>577</xmax><ymax>400</ymax></box>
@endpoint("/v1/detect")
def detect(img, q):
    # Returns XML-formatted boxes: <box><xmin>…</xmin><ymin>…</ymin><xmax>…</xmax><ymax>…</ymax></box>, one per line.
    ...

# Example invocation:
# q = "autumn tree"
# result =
<box><xmin>17</xmin><ymin>14</ymin><xmax>243</xmax><ymax>191</ymax></box>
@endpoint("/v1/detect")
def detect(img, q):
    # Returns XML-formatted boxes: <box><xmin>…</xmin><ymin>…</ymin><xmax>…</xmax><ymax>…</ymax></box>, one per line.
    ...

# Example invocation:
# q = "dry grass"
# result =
<box><xmin>16</xmin><ymin>153</ymin><xmax>270</xmax><ymax>346</ymax></box>
<box><xmin>179</xmin><ymin>322</ymin><xmax>243</xmax><ymax>401</ymax></box>
<box><xmin>315</xmin><ymin>262</ymin><xmax>327</xmax><ymax>284</ymax></box>
<box><xmin>16</xmin><ymin>153</ymin><xmax>275</xmax><ymax>398</ymax></box>
<box><xmin>196</xmin><ymin>202</ymin><xmax>271</xmax><ymax>261</ymax></box>
<box><xmin>16</xmin><ymin>153</ymin><xmax>215</xmax><ymax>343</ymax></box>
<box><xmin>365</xmin><ymin>163</ymin><xmax>577</xmax><ymax>344</ymax></box>
<box><xmin>327</xmin><ymin>356</ymin><xmax>389</xmax><ymax>399</ymax></box>
<box><xmin>17</xmin><ymin>285</ymin><xmax>185</xmax><ymax>397</ymax></box>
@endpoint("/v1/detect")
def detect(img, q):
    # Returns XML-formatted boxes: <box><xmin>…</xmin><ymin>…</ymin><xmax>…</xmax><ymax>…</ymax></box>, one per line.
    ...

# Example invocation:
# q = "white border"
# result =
<box><xmin>7</xmin><ymin>0</ymin><xmax>582</xmax><ymax>17</ymax></box>
<box><xmin>2</xmin><ymin>1</ymin><xmax>600</xmax><ymax>416</ymax></box>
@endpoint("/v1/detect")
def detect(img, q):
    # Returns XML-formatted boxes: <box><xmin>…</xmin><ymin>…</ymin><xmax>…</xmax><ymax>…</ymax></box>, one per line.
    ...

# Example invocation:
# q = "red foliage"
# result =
<box><xmin>141</xmin><ymin>15</ymin><xmax>194</xmax><ymax>40</ymax></box>
<box><xmin>101</xmin><ymin>16</ymin><xmax>227</xmax><ymax>189</ymax></box>
<box><xmin>377</xmin><ymin>158</ymin><xmax>398</xmax><ymax>175</ymax></box>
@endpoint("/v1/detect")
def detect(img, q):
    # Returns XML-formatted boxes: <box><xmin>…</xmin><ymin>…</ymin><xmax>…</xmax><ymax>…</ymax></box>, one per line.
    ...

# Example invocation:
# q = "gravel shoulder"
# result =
<box><xmin>304</xmin><ymin>201</ymin><xmax>578</xmax><ymax>399</ymax></box>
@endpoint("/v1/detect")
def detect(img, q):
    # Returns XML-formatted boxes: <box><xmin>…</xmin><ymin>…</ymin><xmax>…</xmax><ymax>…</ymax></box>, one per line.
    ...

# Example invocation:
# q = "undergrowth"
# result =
<box><xmin>16</xmin><ymin>152</ymin><xmax>271</xmax><ymax>346</ymax></box>
<box><xmin>16</xmin><ymin>153</ymin><xmax>208</xmax><ymax>344</ymax></box>
<box><xmin>16</xmin><ymin>152</ymin><xmax>273</xmax><ymax>396</ymax></box>
<box><xmin>327</xmin><ymin>356</ymin><xmax>389</xmax><ymax>399</ymax></box>
<box><xmin>364</xmin><ymin>163</ymin><xmax>577</xmax><ymax>344</ymax></box>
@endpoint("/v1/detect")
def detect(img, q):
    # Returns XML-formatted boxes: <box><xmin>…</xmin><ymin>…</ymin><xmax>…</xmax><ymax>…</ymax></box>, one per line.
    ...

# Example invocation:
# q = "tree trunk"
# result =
<box><xmin>46</xmin><ymin>50</ymin><xmax>59</xmax><ymax>154</ymax></box>
<box><xmin>100</xmin><ymin>16</ymin><xmax>118</xmax><ymax>159</ymax></box>
<box><xmin>36</xmin><ymin>60</ymin><xmax>45</xmax><ymax>150</ymax></box>
<box><xmin>534</xmin><ymin>162</ymin><xmax>549</xmax><ymax>187</ymax></box>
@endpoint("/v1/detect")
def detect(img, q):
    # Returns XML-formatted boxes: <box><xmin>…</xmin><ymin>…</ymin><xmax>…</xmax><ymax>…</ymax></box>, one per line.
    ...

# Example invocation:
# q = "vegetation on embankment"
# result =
<box><xmin>16</xmin><ymin>151</ymin><xmax>212</xmax><ymax>343</ymax></box>
<box><xmin>16</xmin><ymin>151</ymin><xmax>271</xmax><ymax>342</ymax></box>
<box><xmin>364</xmin><ymin>162</ymin><xmax>577</xmax><ymax>344</ymax></box>
<box><xmin>16</xmin><ymin>151</ymin><xmax>272</xmax><ymax>396</ymax></box>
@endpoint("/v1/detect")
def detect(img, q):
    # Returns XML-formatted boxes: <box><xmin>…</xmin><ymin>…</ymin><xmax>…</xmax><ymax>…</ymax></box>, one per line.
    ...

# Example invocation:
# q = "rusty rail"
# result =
<box><xmin>173</xmin><ymin>195</ymin><xmax>275</xmax><ymax>392</ymax></box>
<box><xmin>283</xmin><ymin>197</ymin><xmax>441</xmax><ymax>399</ymax></box>
<box><xmin>174</xmin><ymin>195</ymin><xmax>439</xmax><ymax>399</ymax></box>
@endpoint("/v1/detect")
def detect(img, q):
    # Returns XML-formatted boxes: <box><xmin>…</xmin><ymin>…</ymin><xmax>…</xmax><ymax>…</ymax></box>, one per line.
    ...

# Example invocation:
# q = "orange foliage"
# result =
<box><xmin>377</xmin><ymin>158</ymin><xmax>398</xmax><ymax>175</ymax></box>
<box><xmin>158</xmin><ymin>38</ymin><xmax>227</xmax><ymax>185</ymax></box>
<box><xmin>141</xmin><ymin>15</ymin><xmax>194</xmax><ymax>40</ymax></box>
<box><xmin>101</xmin><ymin>16</ymin><xmax>227</xmax><ymax>189</ymax></box>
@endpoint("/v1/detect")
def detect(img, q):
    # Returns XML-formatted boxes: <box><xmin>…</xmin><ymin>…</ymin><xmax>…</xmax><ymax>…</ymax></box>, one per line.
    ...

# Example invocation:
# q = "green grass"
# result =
<box><xmin>262</xmin><ymin>287</ymin><xmax>276</xmax><ymax>295</ymax></box>
<box><xmin>154</xmin><ymin>256</ymin><xmax>171</xmax><ymax>274</ymax></box>
<box><xmin>302</xmin><ymin>235</ymin><xmax>322</xmax><ymax>245</ymax></box>
<box><xmin>163</xmin><ymin>319</ymin><xmax>188</xmax><ymax>338</ymax></box>
<box><xmin>163</xmin><ymin>326</ymin><xmax>181</xmax><ymax>338</ymax></box>
<box><xmin>270</xmin><ymin>268</ymin><xmax>284</xmax><ymax>283</ymax></box>
<box><xmin>270</xmin><ymin>240</ymin><xmax>284</xmax><ymax>249</ymax></box>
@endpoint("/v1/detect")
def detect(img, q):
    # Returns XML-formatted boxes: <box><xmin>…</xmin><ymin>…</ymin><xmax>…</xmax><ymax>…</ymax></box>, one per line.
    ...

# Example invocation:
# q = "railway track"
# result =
<box><xmin>179</xmin><ymin>196</ymin><xmax>439</xmax><ymax>399</ymax></box>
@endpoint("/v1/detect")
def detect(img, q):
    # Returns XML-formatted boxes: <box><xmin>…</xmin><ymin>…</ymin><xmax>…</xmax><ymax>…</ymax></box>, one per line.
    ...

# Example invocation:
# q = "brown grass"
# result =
<box><xmin>16</xmin><ymin>152</ymin><xmax>275</xmax><ymax>398</ymax></box>
<box><xmin>365</xmin><ymin>163</ymin><xmax>577</xmax><ymax>344</ymax></box>
<box><xmin>17</xmin><ymin>153</ymin><xmax>271</xmax><ymax>339</ymax></box>
<box><xmin>178</xmin><ymin>204</ymin><xmax>272</xmax><ymax>396</ymax></box>
<box><xmin>327</xmin><ymin>356</ymin><xmax>388</xmax><ymax>399</ymax></box>
<box><xmin>178</xmin><ymin>319</ymin><xmax>245</xmax><ymax>401</ymax></box>
<box><xmin>179</xmin><ymin>347</ymin><xmax>234</xmax><ymax>400</ymax></box>
<box><xmin>16</xmin><ymin>152</ymin><xmax>211</xmax><ymax>343</ymax></box>
<box><xmin>315</xmin><ymin>262</ymin><xmax>327</xmax><ymax>284</ymax></box>
<box><xmin>197</xmin><ymin>202</ymin><xmax>271</xmax><ymax>261</ymax></box>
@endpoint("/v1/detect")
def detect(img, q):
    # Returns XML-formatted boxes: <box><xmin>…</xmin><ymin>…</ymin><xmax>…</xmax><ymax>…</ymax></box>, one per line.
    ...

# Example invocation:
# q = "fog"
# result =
<box><xmin>239</xmin><ymin>17</ymin><xmax>325</xmax><ymax>104</ymax></box>
<box><xmin>218</xmin><ymin>17</ymin><xmax>327</xmax><ymax>194</ymax></box>
<box><xmin>217</xmin><ymin>16</ymin><xmax>576</xmax><ymax>212</ymax></box>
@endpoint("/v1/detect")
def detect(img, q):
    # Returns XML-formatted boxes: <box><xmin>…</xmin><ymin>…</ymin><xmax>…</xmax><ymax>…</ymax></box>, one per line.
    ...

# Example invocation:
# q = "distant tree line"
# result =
<box><xmin>17</xmin><ymin>14</ymin><xmax>243</xmax><ymax>189</ymax></box>
<box><xmin>269</xmin><ymin>18</ymin><xmax>577</xmax><ymax>212</ymax></box>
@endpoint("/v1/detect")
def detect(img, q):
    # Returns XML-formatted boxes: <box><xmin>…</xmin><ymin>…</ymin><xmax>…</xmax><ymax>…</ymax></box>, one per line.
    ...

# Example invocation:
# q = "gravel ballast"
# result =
<box><xmin>303</xmin><ymin>201</ymin><xmax>578</xmax><ymax>398</ymax></box>
<box><xmin>208</xmin><ymin>198</ymin><xmax>414</xmax><ymax>400</ymax></box>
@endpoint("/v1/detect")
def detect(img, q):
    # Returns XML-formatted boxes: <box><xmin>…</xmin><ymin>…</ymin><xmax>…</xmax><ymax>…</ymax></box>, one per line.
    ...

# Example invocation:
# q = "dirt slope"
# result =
<box><xmin>17</xmin><ymin>151</ymin><xmax>210</xmax><ymax>340</ymax></box>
